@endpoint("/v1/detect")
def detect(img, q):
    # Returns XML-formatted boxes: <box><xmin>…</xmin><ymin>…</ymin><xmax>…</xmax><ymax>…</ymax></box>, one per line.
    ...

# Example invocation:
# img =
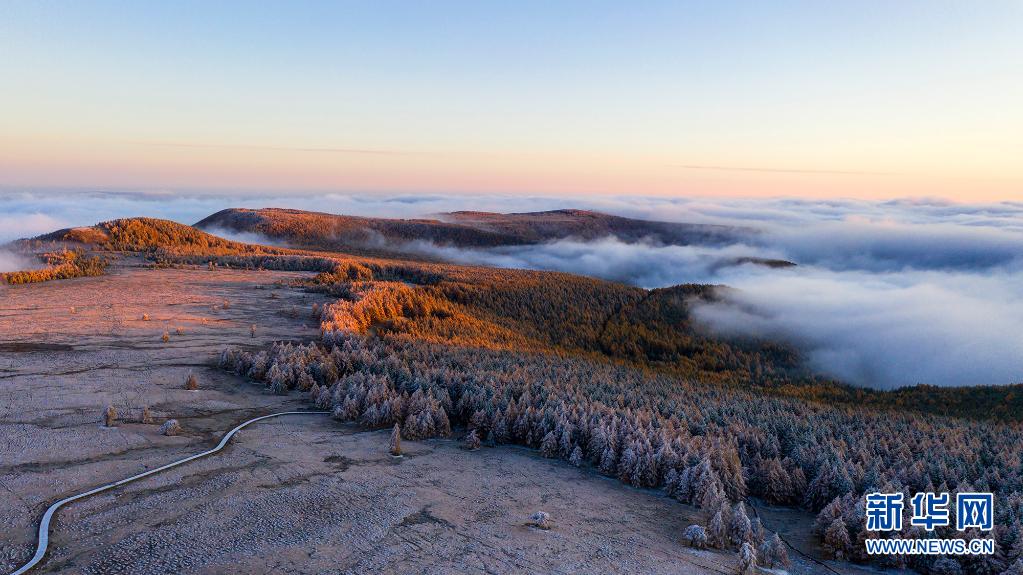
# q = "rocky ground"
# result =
<box><xmin>0</xmin><ymin>261</ymin><xmax>870</xmax><ymax>574</ymax></box>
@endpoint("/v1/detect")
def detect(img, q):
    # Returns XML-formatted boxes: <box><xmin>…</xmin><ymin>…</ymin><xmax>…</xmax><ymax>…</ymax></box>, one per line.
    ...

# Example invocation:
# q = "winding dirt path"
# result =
<box><xmin>7</xmin><ymin>410</ymin><xmax>331</xmax><ymax>575</ymax></box>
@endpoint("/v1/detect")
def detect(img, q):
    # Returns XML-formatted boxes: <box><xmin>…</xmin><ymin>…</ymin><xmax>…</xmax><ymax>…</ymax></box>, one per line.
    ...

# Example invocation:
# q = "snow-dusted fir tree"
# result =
<box><xmin>709</xmin><ymin>508</ymin><xmax>729</xmax><ymax>549</ymax></box>
<box><xmin>540</xmin><ymin>431</ymin><xmax>559</xmax><ymax>458</ymax></box>
<box><xmin>823</xmin><ymin>517</ymin><xmax>851</xmax><ymax>560</ymax></box>
<box><xmin>569</xmin><ymin>446</ymin><xmax>584</xmax><ymax>467</ymax></box>
<box><xmin>758</xmin><ymin>533</ymin><xmax>790</xmax><ymax>569</ymax></box>
<box><xmin>389</xmin><ymin>423</ymin><xmax>402</xmax><ymax>456</ymax></box>
<box><xmin>465</xmin><ymin>429</ymin><xmax>481</xmax><ymax>450</ymax></box>
<box><xmin>930</xmin><ymin>557</ymin><xmax>963</xmax><ymax>575</ymax></box>
<box><xmin>729</xmin><ymin>503</ymin><xmax>753</xmax><ymax>547</ymax></box>
<box><xmin>737</xmin><ymin>542</ymin><xmax>757</xmax><ymax>575</ymax></box>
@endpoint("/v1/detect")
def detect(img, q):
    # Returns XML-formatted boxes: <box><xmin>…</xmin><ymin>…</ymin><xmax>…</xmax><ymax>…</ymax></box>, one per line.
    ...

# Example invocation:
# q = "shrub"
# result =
<box><xmin>529</xmin><ymin>511</ymin><xmax>552</xmax><ymax>530</ymax></box>
<box><xmin>141</xmin><ymin>406</ymin><xmax>154</xmax><ymax>424</ymax></box>
<box><xmin>184</xmin><ymin>374</ymin><xmax>198</xmax><ymax>390</ymax></box>
<box><xmin>683</xmin><ymin>524</ymin><xmax>708</xmax><ymax>549</ymax></box>
<box><xmin>142</xmin><ymin>313</ymin><xmax>151</xmax><ymax>321</ymax></box>
<box><xmin>161</xmin><ymin>331</ymin><xmax>170</xmax><ymax>343</ymax></box>
<box><xmin>159</xmin><ymin>419</ymin><xmax>182</xmax><ymax>436</ymax></box>
<box><xmin>103</xmin><ymin>405</ymin><xmax>118</xmax><ymax>427</ymax></box>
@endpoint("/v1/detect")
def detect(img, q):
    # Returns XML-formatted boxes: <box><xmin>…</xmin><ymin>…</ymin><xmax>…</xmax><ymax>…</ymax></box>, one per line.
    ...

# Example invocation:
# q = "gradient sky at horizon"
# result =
<box><xmin>2</xmin><ymin>1</ymin><xmax>1021</xmax><ymax>201</ymax></box>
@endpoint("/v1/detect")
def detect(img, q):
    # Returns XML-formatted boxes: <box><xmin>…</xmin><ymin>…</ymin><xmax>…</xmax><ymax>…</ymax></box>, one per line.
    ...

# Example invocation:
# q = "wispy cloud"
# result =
<box><xmin>671</xmin><ymin>164</ymin><xmax>896</xmax><ymax>176</ymax></box>
<box><xmin>128</xmin><ymin>141</ymin><xmax>408</xmax><ymax>156</ymax></box>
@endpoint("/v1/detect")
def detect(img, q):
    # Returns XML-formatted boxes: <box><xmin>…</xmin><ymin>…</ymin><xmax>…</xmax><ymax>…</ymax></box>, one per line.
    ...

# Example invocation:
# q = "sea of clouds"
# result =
<box><xmin>2</xmin><ymin>189</ymin><xmax>1021</xmax><ymax>389</ymax></box>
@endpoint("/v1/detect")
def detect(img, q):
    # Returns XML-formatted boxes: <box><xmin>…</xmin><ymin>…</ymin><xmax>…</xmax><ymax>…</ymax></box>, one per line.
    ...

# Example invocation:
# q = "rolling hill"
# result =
<box><xmin>195</xmin><ymin>207</ymin><xmax>757</xmax><ymax>249</ymax></box>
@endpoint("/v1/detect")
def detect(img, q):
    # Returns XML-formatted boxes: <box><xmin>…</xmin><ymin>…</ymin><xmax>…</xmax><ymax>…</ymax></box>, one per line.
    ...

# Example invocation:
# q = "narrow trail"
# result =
<box><xmin>7</xmin><ymin>410</ymin><xmax>331</xmax><ymax>575</ymax></box>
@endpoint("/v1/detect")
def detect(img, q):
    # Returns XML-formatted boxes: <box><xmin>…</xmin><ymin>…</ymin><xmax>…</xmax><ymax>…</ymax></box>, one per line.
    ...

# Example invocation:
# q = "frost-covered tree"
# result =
<box><xmin>823</xmin><ymin>518</ymin><xmax>852</xmax><ymax>561</ymax></box>
<box><xmin>141</xmin><ymin>406</ymin><xmax>154</xmax><ymax>424</ymax></box>
<box><xmin>184</xmin><ymin>373</ymin><xmax>198</xmax><ymax>390</ymax></box>
<box><xmin>931</xmin><ymin>557</ymin><xmax>963</xmax><ymax>575</ymax></box>
<box><xmin>1002</xmin><ymin>558</ymin><xmax>1023</xmax><ymax>575</ymax></box>
<box><xmin>700</xmin><ymin>480</ymin><xmax>726</xmax><ymax>513</ymax></box>
<box><xmin>737</xmin><ymin>542</ymin><xmax>757</xmax><ymax>575</ymax></box>
<box><xmin>570</xmin><ymin>446</ymin><xmax>584</xmax><ymax>467</ymax></box>
<box><xmin>758</xmin><ymin>533</ymin><xmax>790</xmax><ymax>569</ymax></box>
<box><xmin>389</xmin><ymin>423</ymin><xmax>402</xmax><ymax>456</ymax></box>
<box><xmin>540</xmin><ymin>431</ymin><xmax>559</xmax><ymax>458</ymax></box>
<box><xmin>598</xmin><ymin>446</ymin><xmax>617</xmax><ymax>476</ymax></box>
<box><xmin>465</xmin><ymin>429</ymin><xmax>481</xmax><ymax>450</ymax></box>
<box><xmin>729</xmin><ymin>503</ymin><xmax>753</xmax><ymax>547</ymax></box>
<box><xmin>709</xmin><ymin>508</ymin><xmax>729</xmax><ymax>549</ymax></box>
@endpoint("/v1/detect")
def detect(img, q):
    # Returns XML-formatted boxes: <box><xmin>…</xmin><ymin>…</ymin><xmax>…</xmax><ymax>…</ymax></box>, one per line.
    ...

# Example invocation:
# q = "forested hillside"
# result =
<box><xmin>217</xmin><ymin>269</ymin><xmax>1023</xmax><ymax>575</ymax></box>
<box><xmin>442</xmin><ymin>208</ymin><xmax>749</xmax><ymax>245</ymax></box>
<box><xmin>194</xmin><ymin>207</ymin><xmax>762</xmax><ymax>251</ymax></box>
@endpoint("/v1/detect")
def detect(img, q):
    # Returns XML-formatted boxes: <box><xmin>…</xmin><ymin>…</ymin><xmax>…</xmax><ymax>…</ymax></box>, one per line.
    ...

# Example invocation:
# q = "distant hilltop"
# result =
<box><xmin>195</xmin><ymin>207</ymin><xmax>758</xmax><ymax>251</ymax></box>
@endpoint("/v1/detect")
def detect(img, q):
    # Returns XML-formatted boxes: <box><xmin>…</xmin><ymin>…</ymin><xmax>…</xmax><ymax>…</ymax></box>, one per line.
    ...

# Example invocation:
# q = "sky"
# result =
<box><xmin>2</xmin><ymin>0</ymin><xmax>1022</xmax><ymax>201</ymax></box>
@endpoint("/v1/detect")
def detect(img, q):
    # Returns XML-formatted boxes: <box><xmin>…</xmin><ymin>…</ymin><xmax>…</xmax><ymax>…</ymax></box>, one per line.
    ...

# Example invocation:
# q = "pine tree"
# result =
<box><xmin>749</xmin><ymin>517</ymin><xmax>765</xmax><ymax>547</ymax></box>
<box><xmin>700</xmin><ymin>479</ymin><xmax>726</xmax><ymax>512</ymax></box>
<box><xmin>709</xmin><ymin>508</ymin><xmax>729</xmax><ymax>549</ymax></box>
<box><xmin>559</xmin><ymin>428</ymin><xmax>574</xmax><ymax>458</ymax></box>
<box><xmin>823</xmin><ymin>517</ymin><xmax>852</xmax><ymax>560</ymax></box>
<box><xmin>1002</xmin><ymin>559</ymin><xmax>1023</xmax><ymax>575</ymax></box>
<box><xmin>389</xmin><ymin>423</ymin><xmax>402</xmax><ymax>456</ymax></box>
<box><xmin>540</xmin><ymin>431</ymin><xmax>559</xmax><ymax>458</ymax></box>
<box><xmin>569</xmin><ymin>446</ymin><xmax>584</xmax><ymax>467</ymax></box>
<box><xmin>758</xmin><ymin>533</ymin><xmax>790</xmax><ymax>569</ymax></box>
<box><xmin>599</xmin><ymin>446</ymin><xmax>617</xmax><ymax>475</ymax></box>
<box><xmin>729</xmin><ymin>503</ymin><xmax>753</xmax><ymax>547</ymax></box>
<box><xmin>737</xmin><ymin>542</ymin><xmax>757</xmax><ymax>575</ymax></box>
<box><xmin>931</xmin><ymin>557</ymin><xmax>963</xmax><ymax>575</ymax></box>
<box><xmin>465</xmin><ymin>429</ymin><xmax>481</xmax><ymax>450</ymax></box>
